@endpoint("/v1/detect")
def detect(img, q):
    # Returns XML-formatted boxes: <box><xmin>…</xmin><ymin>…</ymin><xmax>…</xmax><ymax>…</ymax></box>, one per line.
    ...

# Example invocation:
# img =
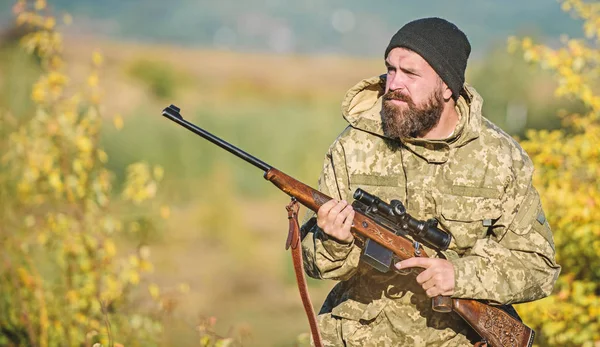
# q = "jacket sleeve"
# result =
<box><xmin>301</xmin><ymin>138</ymin><xmax>362</xmax><ymax>281</ymax></box>
<box><xmin>450</xmin><ymin>159</ymin><xmax>561</xmax><ymax>304</ymax></box>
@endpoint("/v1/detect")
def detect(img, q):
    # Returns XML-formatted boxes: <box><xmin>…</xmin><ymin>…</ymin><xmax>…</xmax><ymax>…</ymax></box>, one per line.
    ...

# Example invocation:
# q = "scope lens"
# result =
<box><xmin>353</xmin><ymin>188</ymin><xmax>376</xmax><ymax>205</ymax></box>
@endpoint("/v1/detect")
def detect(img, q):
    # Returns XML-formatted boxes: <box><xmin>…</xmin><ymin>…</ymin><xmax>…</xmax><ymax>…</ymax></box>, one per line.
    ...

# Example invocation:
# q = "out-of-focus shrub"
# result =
<box><xmin>0</xmin><ymin>1</ymin><xmax>165</xmax><ymax>346</ymax></box>
<box><xmin>510</xmin><ymin>1</ymin><xmax>600</xmax><ymax>346</ymax></box>
<box><xmin>127</xmin><ymin>59</ymin><xmax>182</xmax><ymax>99</ymax></box>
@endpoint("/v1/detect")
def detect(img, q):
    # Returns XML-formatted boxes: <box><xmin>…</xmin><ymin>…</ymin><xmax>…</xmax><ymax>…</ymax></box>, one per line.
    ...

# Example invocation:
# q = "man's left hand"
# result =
<box><xmin>395</xmin><ymin>258</ymin><xmax>455</xmax><ymax>297</ymax></box>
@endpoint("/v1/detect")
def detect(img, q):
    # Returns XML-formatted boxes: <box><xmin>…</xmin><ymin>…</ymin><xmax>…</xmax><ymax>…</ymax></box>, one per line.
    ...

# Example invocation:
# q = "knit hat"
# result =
<box><xmin>384</xmin><ymin>18</ymin><xmax>471</xmax><ymax>100</ymax></box>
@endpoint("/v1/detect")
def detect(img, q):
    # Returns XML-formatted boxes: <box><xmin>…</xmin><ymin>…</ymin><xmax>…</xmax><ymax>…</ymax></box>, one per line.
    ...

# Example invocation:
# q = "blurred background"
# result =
<box><xmin>1</xmin><ymin>1</ymin><xmax>598</xmax><ymax>346</ymax></box>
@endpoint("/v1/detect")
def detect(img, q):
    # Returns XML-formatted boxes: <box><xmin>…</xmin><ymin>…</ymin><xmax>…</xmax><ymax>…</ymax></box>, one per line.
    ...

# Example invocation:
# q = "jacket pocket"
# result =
<box><xmin>331</xmin><ymin>299</ymin><xmax>387</xmax><ymax>322</ymax></box>
<box><xmin>349</xmin><ymin>174</ymin><xmax>405</xmax><ymax>204</ymax></box>
<box><xmin>439</xmin><ymin>193</ymin><xmax>503</xmax><ymax>251</ymax></box>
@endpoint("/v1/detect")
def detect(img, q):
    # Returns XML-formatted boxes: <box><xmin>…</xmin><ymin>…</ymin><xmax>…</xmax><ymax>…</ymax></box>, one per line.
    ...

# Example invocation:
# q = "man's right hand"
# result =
<box><xmin>316</xmin><ymin>199</ymin><xmax>355</xmax><ymax>244</ymax></box>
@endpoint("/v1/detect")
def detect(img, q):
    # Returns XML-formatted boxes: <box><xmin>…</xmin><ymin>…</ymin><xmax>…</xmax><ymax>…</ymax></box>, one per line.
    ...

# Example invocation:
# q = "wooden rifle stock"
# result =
<box><xmin>161</xmin><ymin>104</ymin><xmax>535</xmax><ymax>347</ymax></box>
<box><xmin>266</xmin><ymin>168</ymin><xmax>418</xmax><ymax>260</ymax></box>
<box><xmin>452</xmin><ymin>299</ymin><xmax>535</xmax><ymax>347</ymax></box>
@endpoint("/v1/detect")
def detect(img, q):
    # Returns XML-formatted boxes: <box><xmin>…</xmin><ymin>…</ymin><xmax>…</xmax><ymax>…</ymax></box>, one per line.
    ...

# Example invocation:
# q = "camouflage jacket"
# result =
<box><xmin>301</xmin><ymin>76</ymin><xmax>560</xmax><ymax>346</ymax></box>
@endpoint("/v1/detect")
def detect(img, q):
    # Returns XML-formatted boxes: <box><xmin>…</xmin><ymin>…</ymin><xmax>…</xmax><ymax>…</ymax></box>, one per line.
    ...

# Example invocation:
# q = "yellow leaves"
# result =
<box><xmin>153</xmin><ymin>166</ymin><xmax>164</xmax><ymax>181</ymax></box>
<box><xmin>21</xmin><ymin>31</ymin><xmax>63</xmax><ymax>60</ymax></box>
<box><xmin>131</xmin><ymin>251</ymin><xmax>153</xmax><ymax>273</ymax></box>
<box><xmin>178</xmin><ymin>282</ymin><xmax>190</xmax><ymax>294</ymax></box>
<box><xmin>17</xmin><ymin>267</ymin><xmax>34</xmax><ymax>288</ymax></box>
<box><xmin>16</xmin><ymin>12</ymin><xmax>30</xmax><ymax>26</ymax></box>
<box><xmin>200</xmin><ymin>336</ymin><xmax>211</xmax><ymax>346</ymax></box>
<box><xmin>148</xmin><ymin>284</ymin><xmax>160</xmax><ymax>299</ymax></box>
<box><xmin>30</xmin><ymin>72</ymin><xmax>69</xmax><ymax>104</ymax></box>
<box><xmin>129</xmin><ymin>221</ymin><xmax>141</xmax><ymax>233</ymax></box>
<box><xmin>506</xmin><ymin>36</ymin><xmax>519</xmax><ymax>54</ymax></box>
<box><xmin>113</xmin><ymin>114</ymin><xmax>124</xmax><ymax>130</ymax></box>
<box><xmin>146</xmin><ymin>181</ymin><xmax>158</xmax><ymax>197</ymax></box>
<box><xmin>24</xmin><ymin>166</ymin><xmax>41</xmax><ymax>182</ymax></box>
<box><xmin>36</xmin><ymin>232</ymin><xmax>48</xmax><ymax>245</ymax></box>
<box><xmin>89</xmin><ymin>91</ymin><xmax>103</xmax><ymax>105</ymax></box>
<box><xmin>139</xmin><ymin>260</ymin><xmax>154</xmax><ymax>273</ymax></box>
<box><xmin>139</xmin><ymin>245</ymin><xmax>151</xmax><ymax>259</ymax></box>
<box><xmin>160</xmin><ymin>205</ymin><xmax>171</xmax><ymax>219</ymax></box>
<box><xmin>87</xmin><ymin>73</ymin><xmax>99</xmax><ymax>88</ymax></box>
<box><xmin>62</xmin><ymin>13</ymin><xmax>72</xmax><ymax>25</ymax></box>
<box><xmin>92</xmin><ymin>51</ymin><xmax>104</xmax><ymax>67</ymax></box>
<box><xmin>45</xmin><ymin>17</ymin><xmax>56</xmax><ymax>30</ymax></box>
<box><xmin>97</xmin><ymin>149</ymin><xmax>108</xmax><ymax>163</ymax></box>
<box><xmin>512</xmin><ymin>1</ymin><xmax>600</xmax><ymax>343</ymax></box>
<box><xmin>75</xmin><ymin>313</ymin><xmax>87</xmax><ymax>324</ymax></box>
<box><xmin>25</xmin><ymin>215</ymin><xmax>36</xmax><ymax>228</ymax></box>
<box><xmin>129</xmin><ymin>271</ymin><xmax>140</xmax><ymax>285</ymax></box>
<box><xmin>567</xmin><ymin>40</ymin><xmax>584</xmax><ymax>57</ymax></box>
<box><xmin>75</xmin><ymin>135</ymin><xmax>93</xmax><ymax>153</ymax></box>
<box><xmin>4</xmin><ymin>4</ymin><xmax>164</xmax><ymax>345</ymax></box>
<box><xmin>561</xmin><ymin>1</ymin><xmax>572</xmax><ymax>12</ymax></box>
<box><xmin>48</xmin><ymin>171</ymin><xmax>63</xmax><ymax>193</ymax></box>
<box><xmin>129</xmin><ymin>255</ymin><xmax>140</xmax><ymax>267</ymax></box>
<box><xmin>589</xmin><ymin>96</ymin><xmax>600</xmax><ymax>113</ymax></box>
<box><xmin>35</xmin><ymin>0</ymin><xmax>47</xmax><ymax>10</ymax></box>
<box><xmin>521</xmin><ymin>37</ymin><xmax>533</xmax><ymax>50</ymax></box>
<box><xmin>66</xmin><ymin>290</ymin><xmax>78</xmax><ymax>305</ymax></box>
<box><xmin>546</xmin><ymin>52</ymin><xmax>560</xmax><ymax>69</ymax></box>
<box><xmin>32</xmin><ymin>80</ymin><xmax>47</xmax><ymax>103</ymax></box>
<box><xmin>122</xmin><ymin>162</ymin><xmax>161</xmax><ymax>204</ymax></box>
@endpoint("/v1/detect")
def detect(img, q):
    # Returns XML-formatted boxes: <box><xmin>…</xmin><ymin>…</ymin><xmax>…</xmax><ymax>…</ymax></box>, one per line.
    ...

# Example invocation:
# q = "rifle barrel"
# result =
<box><xmin>161</xmin><ymin>104</ymin><xmax>272</xmax><ymax>172</ymax></box>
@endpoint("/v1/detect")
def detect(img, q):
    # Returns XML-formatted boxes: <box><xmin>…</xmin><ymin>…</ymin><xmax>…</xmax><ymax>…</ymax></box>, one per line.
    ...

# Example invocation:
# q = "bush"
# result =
<box><xmin>127</xmin><ymin>59</ymin><xmax>181</xmax><ymax>99</ymax></box>
<box><xmin>511</xmin><ymin>1</ymin><xmax>600</xmax><ymax>346</ymax></box>
<box><xmin>0</xmin><ymin>1</ymin><xmax>166</xmax><ymax>346</ymax></box>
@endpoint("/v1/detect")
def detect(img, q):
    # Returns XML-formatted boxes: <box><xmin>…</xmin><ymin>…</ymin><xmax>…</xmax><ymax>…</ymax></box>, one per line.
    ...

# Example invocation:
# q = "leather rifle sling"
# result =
<box><xmin>286</xmin><ymin>198</ymin><xmax>323</xmax><ymax>347</ymax></box>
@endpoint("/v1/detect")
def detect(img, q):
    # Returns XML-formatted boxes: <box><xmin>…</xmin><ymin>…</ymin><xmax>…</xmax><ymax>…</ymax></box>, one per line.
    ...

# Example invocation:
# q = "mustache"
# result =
<box><xmin>383</xmin><ymin>90</ymin><xmax>414</xmax><ymax>104</ymax></box>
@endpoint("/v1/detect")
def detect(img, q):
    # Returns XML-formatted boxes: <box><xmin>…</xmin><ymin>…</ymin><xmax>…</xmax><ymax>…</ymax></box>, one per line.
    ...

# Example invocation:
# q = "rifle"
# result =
<box><xmin>161</xmin><ymin>104</ymin><xmax>535</xmax><ymax>347</ymax></box>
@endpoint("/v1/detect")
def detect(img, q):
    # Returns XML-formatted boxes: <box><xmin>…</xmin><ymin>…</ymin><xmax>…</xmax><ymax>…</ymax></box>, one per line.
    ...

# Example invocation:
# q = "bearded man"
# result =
<box><xmin>300</xmin><ymin>17</ymin><xmax>560</xmax><ymax>346</ymax></box>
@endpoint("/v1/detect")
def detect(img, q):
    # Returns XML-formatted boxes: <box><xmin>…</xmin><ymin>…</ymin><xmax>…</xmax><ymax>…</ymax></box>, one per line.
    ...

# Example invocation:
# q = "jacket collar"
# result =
<box><xmin>341</xmin><ymin>76</ymin><xmax>483</xmax><ymax>163</ymax></box>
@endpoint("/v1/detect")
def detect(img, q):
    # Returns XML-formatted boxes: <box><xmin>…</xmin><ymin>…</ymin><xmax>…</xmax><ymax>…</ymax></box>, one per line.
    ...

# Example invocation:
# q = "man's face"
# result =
<box><xmin>381</xmin><ymin>47</ymin><xmax>450</xmax><ymax>139</ymax></box>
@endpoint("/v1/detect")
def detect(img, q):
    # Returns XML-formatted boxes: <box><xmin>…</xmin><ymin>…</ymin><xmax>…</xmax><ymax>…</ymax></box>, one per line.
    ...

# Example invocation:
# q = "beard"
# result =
<box><xmin>381</xmin><ymin>86</ymin><xmax>445</xmax><ymax>140</ymax></box>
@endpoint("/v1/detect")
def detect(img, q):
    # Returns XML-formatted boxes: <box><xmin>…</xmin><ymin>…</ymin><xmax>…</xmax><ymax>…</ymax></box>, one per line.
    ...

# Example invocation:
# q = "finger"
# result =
<box><xmin>441</xmin><ymin>289</ymin><xmax>454</xmax><ymax>296</ymax></box>
<box><xmin>416</xmin><ymin>268</ymin><xmax>435</xmax><ymax>285</ymax></box>
<box><xmin>342</xmin><ymin>210</ymin><xmax>355</xmax><ymax>230</ymax></box>
<box><xmin>328</xmin><ymin>200</ymin><xmax>348</xmax><ymax>220</ymax></box>
<box><xmin>325</xmin><ymin>202</ymin><xmax>348</xmax><ymax>228</ymax></box>
<box><xmin>426</xmin><ymin>287</ymin><xmax>440</xmax><ymax>298</ymax></box>
<box><xmin>422</xmin><ymin>282</ymin><xmax>434</xmax><ymax>291</ymax></box>
<box><xmin>395</xmin><ymin>257</ymin><xmax>433</xmax><ymax>270</ymax></box>
<box><xmin>332</xmin><ymin>210</ymin><xmax>355</xmax><ymax>243</ymax></box>
<box><xmin>318</xmin><ymin>199</ymin><xmax>338</xmax><ymax>217</ymax></box>
<box><xmin>334</xmin><ymin>205</ymin><xmax>354</xmax><ymax>226</ymax></box>
<box><xmin>317</xmin><ymin>199</ymin><xmax>338</xmax><ymax>226</ymax></box>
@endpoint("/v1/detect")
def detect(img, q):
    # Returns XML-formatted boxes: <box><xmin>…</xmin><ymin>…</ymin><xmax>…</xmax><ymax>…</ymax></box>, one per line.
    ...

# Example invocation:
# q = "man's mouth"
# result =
<box><xmin>388</xmin><ymin>99</ymin><xmax>407</xmax><ymax>106</ymax></box>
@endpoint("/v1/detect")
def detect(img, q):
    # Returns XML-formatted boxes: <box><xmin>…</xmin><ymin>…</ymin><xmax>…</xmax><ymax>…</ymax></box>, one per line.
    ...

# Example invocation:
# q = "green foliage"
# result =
<box><xmin>468</xmin><ymin>47</ymin><xmax>583</xmax><ymax>137</ymax></box>
<box><xmin>127</xmin><ymin>59</ymin><xmax>183</xmax><ymax>99</ymax></box>
<box><xmin>511</xmin><ymin>1</ymin><xmax>600</xmax><ymax>346</ymax></box>
<box><xmin>0</xmin><ymin>1</ymin><xmax>165</xmax><ymax>346</ymax></box>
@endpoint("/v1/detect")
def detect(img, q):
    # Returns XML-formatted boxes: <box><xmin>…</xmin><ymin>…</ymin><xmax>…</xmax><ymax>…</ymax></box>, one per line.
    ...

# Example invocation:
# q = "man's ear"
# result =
<box><xmin>442</xmin><ymin>83</ymin><xmax>453</xmax><ymax>101</ymax></box>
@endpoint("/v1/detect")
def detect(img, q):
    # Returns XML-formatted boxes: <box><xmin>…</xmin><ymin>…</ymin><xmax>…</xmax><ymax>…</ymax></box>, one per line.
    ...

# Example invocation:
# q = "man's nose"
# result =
<box><xmin>387</xmin><ymin>74</ymin><xmax>406</xmax><ymax>92</ymax></box>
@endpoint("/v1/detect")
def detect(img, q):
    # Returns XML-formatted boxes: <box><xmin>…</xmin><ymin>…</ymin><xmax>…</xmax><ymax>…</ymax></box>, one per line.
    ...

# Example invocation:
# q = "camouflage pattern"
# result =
<box><xmin>301</xmin><ymin>76</ymin><xmax>561</xmax><ymax>346</ymax></box>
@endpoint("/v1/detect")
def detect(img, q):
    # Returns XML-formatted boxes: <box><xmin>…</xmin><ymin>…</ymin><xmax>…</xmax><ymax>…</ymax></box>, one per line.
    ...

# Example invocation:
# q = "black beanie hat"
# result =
<box><xmin>384</xmin><ymin>18</ymin><xmax>471</xmax><ymax>100</ymax></box>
